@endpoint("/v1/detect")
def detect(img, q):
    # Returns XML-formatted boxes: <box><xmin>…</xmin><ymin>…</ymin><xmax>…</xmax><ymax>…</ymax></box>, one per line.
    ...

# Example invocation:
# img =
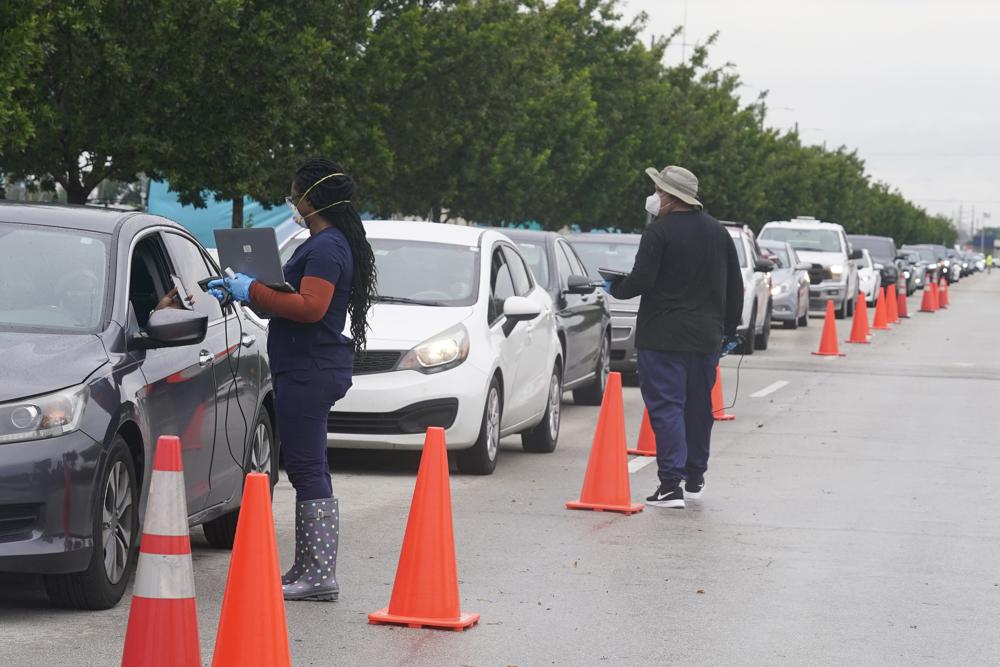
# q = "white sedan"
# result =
<box><xmin>280</xmin><ymin>221</ymin><xmax>564</xmax><ymax>475</ymax></box>
<box><xmin>857</xmin><ymin>248</ymin><xmax>880</xmax><ymax>306</ymax></box>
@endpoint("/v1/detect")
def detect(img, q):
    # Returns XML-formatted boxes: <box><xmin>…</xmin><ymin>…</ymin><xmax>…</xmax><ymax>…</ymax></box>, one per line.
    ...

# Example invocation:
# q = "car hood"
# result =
<box><xmin>771</xmin><ymin>268</ymin><xmax>795</xmax><ymax>284</ymax></box>
<box><xmin>0</xmin><ymin>332</ymin><xmax>109</xmax><ymax>403</ymax></box>
<box><xmin>795</xmin><ymin>250</ymin><xmax>845</xmax><ymax>267</ymax></box>
<box><xmin>363</xmin><ymin>305</ymin><xmax>476</xmax><ymax>348</ymax></box>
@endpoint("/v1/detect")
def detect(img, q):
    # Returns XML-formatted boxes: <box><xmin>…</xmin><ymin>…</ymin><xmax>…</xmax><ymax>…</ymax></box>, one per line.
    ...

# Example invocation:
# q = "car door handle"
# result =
<box><xmin>198</xmin><ymin>350</ymin><xmax>213</xmax><ymax>367</ymax></box>
<box><xmin>241</xmin><ymin>333</ymin><xmax>256</xmax><ymax>348</ymax></box>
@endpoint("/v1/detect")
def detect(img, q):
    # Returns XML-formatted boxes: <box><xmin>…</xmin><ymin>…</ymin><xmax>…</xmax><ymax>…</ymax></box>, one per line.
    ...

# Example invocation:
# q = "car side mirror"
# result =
<box><xmin>565</xmin><ymin>274</ymin><xmax>597</xmax><ymax>295</ymax></box>
<box><xmin>753</xmin><ymin>258</ymin><xmax>774</xmax><ymax>273</ymax></box>
<box><xmin>848</xmin><ymin>249</ymin><xmax>863</xmax><ymax>260</ymax></box>
<box><xmin>502</xmin><ymin>296</ymin><xmax>541</xmax><ymax>337</ymax></box>
<box><xmin>133</xmin><ymin>308</ymin><xmax>208</xmax><ymax>349</ymax></box>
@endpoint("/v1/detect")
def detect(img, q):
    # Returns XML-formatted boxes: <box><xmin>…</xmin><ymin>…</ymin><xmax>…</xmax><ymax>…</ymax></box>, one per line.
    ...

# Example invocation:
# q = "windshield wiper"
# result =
<box><xmin>374</xmin><ymin>295</ymin><xmax>447</xmax><ymax>307</ymax></box>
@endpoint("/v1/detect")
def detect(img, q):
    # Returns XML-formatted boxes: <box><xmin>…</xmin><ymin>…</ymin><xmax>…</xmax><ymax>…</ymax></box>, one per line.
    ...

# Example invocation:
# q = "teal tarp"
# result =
<box><xmin>146</xmin><ymin>180</ymin><xmax>290</xmax><ymax>248</ymax></box>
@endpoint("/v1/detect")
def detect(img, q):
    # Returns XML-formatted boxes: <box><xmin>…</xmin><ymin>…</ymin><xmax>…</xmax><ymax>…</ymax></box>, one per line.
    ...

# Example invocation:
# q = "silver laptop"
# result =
<box><xmin>213</xmin><ymin>228</ymin><xmax>295</xmax><ymax>293</ymax></box>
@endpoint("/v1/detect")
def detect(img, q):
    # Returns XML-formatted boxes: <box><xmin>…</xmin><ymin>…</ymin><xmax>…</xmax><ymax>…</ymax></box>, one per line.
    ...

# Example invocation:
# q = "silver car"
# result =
<box><xmin>759</xmin><ymin>240</ymin><xmax>810</xmax><ymax>329</ymax></box>
<box><xmin>567</xmin><ymin>233</ymin><xmax>641</xmax><ymax>379</ymax></box>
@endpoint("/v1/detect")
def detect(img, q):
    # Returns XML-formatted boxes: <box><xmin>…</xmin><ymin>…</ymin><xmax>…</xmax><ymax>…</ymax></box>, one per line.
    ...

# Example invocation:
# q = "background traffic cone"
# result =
<box><xmin>930</xmin><ymin>282</ymin><xmax>940</xmax><ymax>310</ymax></box>
<box><xmin>711</xmin><ymin>365</ymin><xmax>735</xmax><ymax>421</ymax></box>
<box><xmin>939</xmin><ymin>280</ymin><xmax>949</xmax><ymax>308</ymax></box>
<box><xmin>122</xmin><ymin>436</ymin><xmax>200</xmax><ymax>667</ymax></box>
<box><xmin>846</xmin><ymin>291</ymin><xmax>870</xmax><ymax>344</ymax></box>
<box><xmin>898</xmin><ymin>289</ymin><xmax>910</xmax><ymax>318</ymax></box>
<box><xmin>812</xmin><ymin>300</ymin><xmax>845</xmax><ymax>356</ymax></box>
<box><xmin>566</xmin><ymin>372</ymin><xmax>644</xmax><ymax>514</ymax></box>
<box><xmin>919</xmin><ymin>284</ymin><xmax>936</xmax><ymax>312</ymax></box>
<box><xmin>369</xmin><ymin>427</ymin><xmax>479</xmax><ymax>631</ymax></box>
<box><xmin>887</xmin><ymin>285</ymin><xmax>900</xmax><ymax>323</ymax></box>
<box><xmin>212</xmin><ymin>474</ymin><xmax>290</xmax><ymax>666</ymax></box>
<box><xmin>626</xmin><ymin>409</ymin><xmax>656</xmax><ymax>456</ymax></box>
<box><xmin>872</xmin><ymin>288</ymin><xmax>889</xmax><ymax>330</ymax></box>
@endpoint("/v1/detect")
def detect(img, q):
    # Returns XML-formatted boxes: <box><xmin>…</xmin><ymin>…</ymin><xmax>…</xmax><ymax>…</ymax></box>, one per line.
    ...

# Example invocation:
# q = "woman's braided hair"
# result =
<box><xmin>294</xmin><ymin>158</ymin><xmax>377</xmax><ymax>354</ymax></box>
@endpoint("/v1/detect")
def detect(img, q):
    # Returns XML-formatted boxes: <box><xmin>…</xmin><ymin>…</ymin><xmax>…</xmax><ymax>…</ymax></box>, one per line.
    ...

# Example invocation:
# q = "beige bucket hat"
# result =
<box><xmin>645</xmin><ymin>165</ymin><xmax>703</xmax><ymax>209</ymax></box>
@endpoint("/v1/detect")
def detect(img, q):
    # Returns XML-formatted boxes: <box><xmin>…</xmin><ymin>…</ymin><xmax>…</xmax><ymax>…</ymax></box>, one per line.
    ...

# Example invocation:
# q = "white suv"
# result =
<box><xmin>759</xmin><ymin>217</ymin><xmax>861</xmax><ymax>320</ymax></box>
<box><xmin>724</xmin><ymin>222</ymin><xmax>774</xmax><ymax>354</ymax></box>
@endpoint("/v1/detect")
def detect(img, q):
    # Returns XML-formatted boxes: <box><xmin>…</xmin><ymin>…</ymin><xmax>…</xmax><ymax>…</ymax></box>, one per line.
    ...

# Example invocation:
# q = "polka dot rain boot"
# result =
<box><xmin>282</xmin><ymin>497</ymin><xmax>339</xmax><ymax>602</ymax></box>
<box><xmin>281</xmin><ymin>502</ymin><xmax>306</xmax><ymax>585</ymax></box>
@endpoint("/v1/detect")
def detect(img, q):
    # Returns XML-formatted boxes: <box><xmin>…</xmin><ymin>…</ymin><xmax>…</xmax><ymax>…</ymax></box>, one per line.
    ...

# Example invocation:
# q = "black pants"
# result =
<box><xmin>638</xmin><ymin>349</ymin><xmax>718</xmax><ymax>488</ymax></box>
<box><xmin>274</xmin><ymin>368</ymin><xmax>352</xmax><ymax>502</ymax></box>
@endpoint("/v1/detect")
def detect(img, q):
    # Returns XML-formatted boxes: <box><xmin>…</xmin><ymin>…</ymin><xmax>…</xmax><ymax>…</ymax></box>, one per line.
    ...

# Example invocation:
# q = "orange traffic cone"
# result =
<box><xmin>846</xmin><ymin>292</ymin><xmax>870</xmax><ymax>344</ymax></box>
<box><xmin>939</xmin><ymin>280</ymin><xmax>949</xmax><ymax>308</ymax></box>
<box><xmin>812</xmin><ymin>300</ymin><xmax>845</xmax><ymax>357</ymax></box>
<box><xmin>122</xmin><ymin>436</ymin><xmax>200</xmax><ymax>667</ymax></box>
<box><xmin>566</xmin><ymin>372</ymin><xmax>644</xmax><ymax>514</ymax></box>
<box><xmin>919</xmin><ymin>285</ymin><xmax>936</xmax><ymax>312</ymax></box>
<box><xmin>711</xmin><ymin>365</ymin><xmax>735</xmax><ymax>421</ymax></box>
<box><xmin>627</xmin><ymin>409</ymin><xmax>656</xmax><ymax>457</ymax></box>
<box><xmin>886</xmin><ymin>285</ymin><xmax>900</xmax><ymax>324</ymax></box>
<box><xmin>872</xmin><ymin>288</ymin><xmax>890</xmax><ymax>330</ymax></box>
<box><xmin>898</xmin><ymin>289</ymin><xmax>910</xmax><ymax>318</ymax></box>
<box><xmin>930</xmin><ymin>282</ymin><xmax>940</xmax><ymax>310</ymax></box>
<box><xmin>369</xmin><ymin>427</ymin><xmax>479</xmax><ymax>631</ymax></box>
<box><xmin>212</xmin><ymin>474</ymin><xmax>290</xmax><ymax>666</ymax></box>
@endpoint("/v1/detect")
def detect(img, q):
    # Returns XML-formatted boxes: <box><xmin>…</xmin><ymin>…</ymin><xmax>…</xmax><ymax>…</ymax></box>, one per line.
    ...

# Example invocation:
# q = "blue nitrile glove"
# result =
<box><xmin>602</xmin><ymin>279</ymin><xmax>615</xmax><ymax>294</ymax></box>
<box><xmin>720</xmin><ymin>334</ymin><xmax>740</xmax><ymax>357</ymax></box>
<box><xmin>207</xmin><ymin>285</ymin><xmax>229</xmax><ymax>303</ymax></box>
<box><xmin>207</xmin><ymin>273</ymin><xmax>255</xmax><ymax>303</ymax></box>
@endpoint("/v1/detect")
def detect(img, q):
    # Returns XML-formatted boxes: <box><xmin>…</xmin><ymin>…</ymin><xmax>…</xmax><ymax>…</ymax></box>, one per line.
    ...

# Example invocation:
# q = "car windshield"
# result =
<box><xmin>760</xmin><ymin>227</ymin><xmax>842</xmax><ymax>253</ymax></box>
<box><xmin>514</xmin><ymin>241</ymin><xmax>549</xmax><ymax>286</ymax></box>
<box><xmin>850</xmin><ymin>237</ymin><xmax>895</xmax><ymax>261</ymax></box>
<box><xmin>282</xmin><ymin>235</ymin><xmax>481</xmax><ymax>306</ymax></box>
<box><xmin>909</xmin><ymin>247</ymin><xmax>937</xmax><ymax>262</ymax></box>
<box><xmin>0</xmin><ymin>224</ymin><xmax>109</xmax><ymax>332</ymax></box>
<box><xmin>568</xmin><ymin>239</ymin><xmax>640</xmax><ymax>280</ymax></box>
<box><xmin>762</xmin><ymin>245</ymin><xmax>788</xmax><ymax>268</ymax></box>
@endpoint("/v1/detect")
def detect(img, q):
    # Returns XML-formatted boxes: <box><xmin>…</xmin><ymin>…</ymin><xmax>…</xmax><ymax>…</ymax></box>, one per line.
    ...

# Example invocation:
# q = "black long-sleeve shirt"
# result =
<box><xmin>610</xmin><ymin>210</ymin><xmax>744</xmax><ymax>354</ymax></box>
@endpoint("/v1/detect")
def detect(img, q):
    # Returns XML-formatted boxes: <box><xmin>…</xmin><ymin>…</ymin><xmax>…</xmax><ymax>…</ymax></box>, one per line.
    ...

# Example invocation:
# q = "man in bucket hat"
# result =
<box><xmin>606</xmin><ymin>165</ymin><xmax>744</xmax><ymax>509</ymax></box>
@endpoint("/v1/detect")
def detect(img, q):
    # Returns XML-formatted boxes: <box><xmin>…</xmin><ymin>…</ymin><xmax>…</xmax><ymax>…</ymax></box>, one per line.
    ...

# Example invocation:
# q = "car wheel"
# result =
<box><xmin>458</xmin><ymin>377</ymin><xmax>502</xmax><ymax>475</ymax></box>
<box><xmin>44</xmin><ymin>435</ymin><xmax>138</xmax><ymax>610</ymax></box>
<box><xmin>522</xmin><ymin>364</ymin><xmax>563</xmax><ymax>453</ymax></box>
<box><xmin>754</xmin><ymin>302</ymin><xmax>772</xmax><ymax>350</ymax></box>
<box><xmin>798</xmin><ymin>307</ymin><xmax>809</xmax><ymax>327</ymax></box>
<box><xmin>573</xmin><ymin>333</ymin><xmax>609</xmax><ymax>406</ymax></box>
<box><xmin>737</xmin><ymin>306</ymin><xmax>756</xmax><ymax>355</ymax></box>
<box><xmin>203</xmin><ymin>408</ymin><xmax>276</xmax><ymax>549</ymax></box>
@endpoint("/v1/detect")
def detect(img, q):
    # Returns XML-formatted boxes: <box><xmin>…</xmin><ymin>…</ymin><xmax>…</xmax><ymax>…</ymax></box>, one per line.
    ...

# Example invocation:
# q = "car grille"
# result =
<box><xmin>0</xmin><ymin>503</ymin><xmax>40</xmax><ymax>542</ymax></box>
<box><xmin>328</xmin><ymin>398</ymin><xmax>460</xmax><ymax>435</ymax></box>
<box><xmin>808</xmin><ymin>264</ymin><xmax>832</xmax><ymax>285</ymax></box>
<box><xmin>353</xmin><ymin>351</ymin><xmax>403</xmax><ymax>375</ymax></box>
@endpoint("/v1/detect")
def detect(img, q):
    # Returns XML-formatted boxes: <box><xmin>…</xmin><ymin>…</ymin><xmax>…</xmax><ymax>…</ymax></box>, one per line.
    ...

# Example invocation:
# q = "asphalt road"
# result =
<box><xmin>2</xmin><ymin>276</ymin><xmax>999</xmax><ymax>666</ymax></box>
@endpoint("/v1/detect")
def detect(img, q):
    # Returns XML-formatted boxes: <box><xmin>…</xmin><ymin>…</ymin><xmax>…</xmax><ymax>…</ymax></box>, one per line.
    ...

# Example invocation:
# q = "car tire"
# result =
<box><xmin>203</xmin><ymin>408</ymin><xmax>276</xmax><ymax>549</ymax></box>
<box><xmin>458</xmin><ymin>377</ymin><xmax>502</xmax><ymax>475</ymax></box>
<box><xmin>784</xmin><ymin>313</ymin><xmax>798</xmax><ymax>330</ymax></box>
<box><xmin>798</xmin><ymin>307</ymin><xmax>809</xmax><ymax>327</ymax></box>
<box><xmin>573</xmin><ymin>333</ymin><xmax>610</xmax><ymax>406</ymax></box>
<box><xmin>44</xmin><ymin>435</ymin><xmax>139</xmax><ymax>610</ymax></box>
<box><xmin>522</xmin><ymin>364</ymin><xmax>563</xmax><ymax>454</ymax></box>
<box><xmin>754</xmin><ymin>302</ymin><xmax>772</xmax><ymax>350</ymax></box>
<box><xmin>737</xmin><ymin>305</ymin><xmax>756</xmax><ymax>355</ymax></box>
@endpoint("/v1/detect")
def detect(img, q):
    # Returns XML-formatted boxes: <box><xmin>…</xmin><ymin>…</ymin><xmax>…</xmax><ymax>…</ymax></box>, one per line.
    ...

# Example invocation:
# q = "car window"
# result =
<box><xmin>568</xmin><ymin>239</ymin><xmax>640</xmax><ymax>280</ymax></box>
<box><xmin>728</xmin><ymin>233</ymin><xmax>748</xmax><ymax>267</ymax></box>
<box><xmin>490</xmin><ymin>248</ymin><xmax>515</xmax><ymax>323</ymax></box>
<box><xmin>162</xmin><ymin>232</ymin><xmax>224</xmax><ymax>322</ymax></box>
<box><xmin>763</xmin><ymin>246</ymin><xmax>789</xmax><ymax>267</ymax></box>
<box><xmin>564</xmin><ymin>243</ymin><xmax>590</xmax><ymax>278</ymax></box>
<box><xmin>759</xmin><ymin>227</ymin><xmax>843</xmax><ymax>253</ymax></box>
<box><xmin>129</xmin><ymin>234</ymin><xmax>173</xmax><ymax>328</ymax></box>
<box><xmin>850</xmin><ymin>237</ymin><xmax>896</xmax><ymax>261</ymax></box>
<box><xmin>514</xmin><ymin>241</ymin><xmax>549</xmax><ymax>287</ymax></box>
<box><xmin>502</xmin><ymin>245</ymin><xmax>533</xmax><ymax>296</ymax></box>
<box><xmin>553</xmin><ymin>240</ymin><xmax>574</xmax><ymax>286</ymax></box>
<box><xmin>0</xmin><ymin>224</ymin><xmax>109</xmax><ymax>333</ymax></box>
<box><xmin>372</xmin><ymin>238</ymin><xmax>480</xmax><ymax>306</ymax></box>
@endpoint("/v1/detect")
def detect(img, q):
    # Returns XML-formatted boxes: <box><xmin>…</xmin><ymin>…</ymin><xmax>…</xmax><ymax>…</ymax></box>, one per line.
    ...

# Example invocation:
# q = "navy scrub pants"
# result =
<box><xmin>274</xmin><ymin>368</ymin><xmax>352</xmax><ymax>502</ymax></box>
<box><xmin>637</xmin><ymin>349</ymin><xmax>719</xmax><ymax>488</ymax></box>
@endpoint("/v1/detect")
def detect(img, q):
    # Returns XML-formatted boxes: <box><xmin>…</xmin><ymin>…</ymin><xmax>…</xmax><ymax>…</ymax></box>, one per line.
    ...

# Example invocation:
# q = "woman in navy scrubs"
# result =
<box><xmin>210</xmin><ymin>158</ymin><xmax>376</xmax><ymax>601</ymax></box>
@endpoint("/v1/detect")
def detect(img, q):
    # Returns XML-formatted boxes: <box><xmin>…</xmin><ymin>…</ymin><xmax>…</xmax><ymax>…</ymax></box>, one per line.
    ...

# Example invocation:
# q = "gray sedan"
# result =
<box><xmin>760</xmin><ymin>240</ymin><xmax>810</xmax><ymax>329</ymax></box>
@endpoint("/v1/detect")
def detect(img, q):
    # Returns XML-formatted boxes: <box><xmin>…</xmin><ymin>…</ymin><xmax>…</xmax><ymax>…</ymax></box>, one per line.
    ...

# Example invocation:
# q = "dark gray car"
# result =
<box><xmin>567</xmin><ymin>233</ymin><xmax>642</xmax><ymax>379</ymax></box>
<box><xmin>501</xmin><ymin>229</ymin><xmax>611</xmax><ymax>405</ymax></box>
<box><xmin>0</xmin><ymin>203</ymin><xmax>276</xmax><ymax>609</ymax></box>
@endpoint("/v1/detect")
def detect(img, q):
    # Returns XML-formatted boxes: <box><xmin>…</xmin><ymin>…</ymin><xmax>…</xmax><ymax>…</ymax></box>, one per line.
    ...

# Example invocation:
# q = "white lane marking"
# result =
<box><xmin>751</xmin><ymin>380</ymin><xmax>789</xmax><ymax>398</ymax></box>
<box><xmin>628</xmin><ymin>456</ymin><xmax>656</xmax><ymax>473</ymax></box>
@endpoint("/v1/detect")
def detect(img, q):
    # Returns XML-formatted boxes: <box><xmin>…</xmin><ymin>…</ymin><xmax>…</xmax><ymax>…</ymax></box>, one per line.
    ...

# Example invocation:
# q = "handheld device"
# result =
<box><xmin>720</xmin><ymin>334</ymin><xmax>741</xmax><ymax>357</ymax></box>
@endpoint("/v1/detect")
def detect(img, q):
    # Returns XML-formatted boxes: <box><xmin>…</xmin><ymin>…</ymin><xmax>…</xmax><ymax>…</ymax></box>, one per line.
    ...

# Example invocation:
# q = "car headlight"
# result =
<box><xmin>397</xmin><ymin>324</ymin><xmax>470</xmax><ymax>374</ymax></box>
<box><xmin>829</xmin><ymin>264</ymin><xmax>844</xmax><ymax>277</ymax></box>
<box><xmin>903</xmin><ymin>270</ymin><xmax>911</xmax><ymax>279</ymax></box>
<box><xmin>771</xmin><ymin>282</ymin><xmax>790</xmax><ymax>296</ymax></box>
<box><xmin>942</xmin><ymin>260</ymin><xmax>950</xmax><ymax>267</ymax></box>
<box><xmin>0</xmin><ymin>384</ymin><xmax>89</xmax><ymax>444</ymax></box>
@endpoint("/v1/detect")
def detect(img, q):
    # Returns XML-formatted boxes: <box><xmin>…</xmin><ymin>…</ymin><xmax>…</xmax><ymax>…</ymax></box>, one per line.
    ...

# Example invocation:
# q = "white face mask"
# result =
<box><xmin>288</xmin><ymin>201</ymin><xmax>308</xmax><ymax>228</ymax></box>
<box><xmin>644</xmin><ymin>192</ymin><xmax>662</xmax><ymax>217</ymax></box>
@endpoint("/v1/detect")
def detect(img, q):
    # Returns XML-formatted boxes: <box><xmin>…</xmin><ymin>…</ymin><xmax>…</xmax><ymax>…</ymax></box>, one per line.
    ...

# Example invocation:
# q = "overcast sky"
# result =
<box><xmin>625</xmin><ymin>0</ymin><xmax>1000</xmax><ymax>234</ymax></box>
